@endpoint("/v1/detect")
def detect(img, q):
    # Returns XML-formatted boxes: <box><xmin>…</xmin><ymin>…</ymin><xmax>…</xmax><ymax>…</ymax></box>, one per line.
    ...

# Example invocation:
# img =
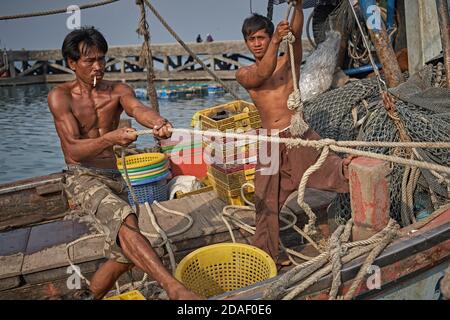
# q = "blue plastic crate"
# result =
<box><xmin>127</xmin><ymin>179</ymin><xmax>169</xmax><ymax>206</ymax></box>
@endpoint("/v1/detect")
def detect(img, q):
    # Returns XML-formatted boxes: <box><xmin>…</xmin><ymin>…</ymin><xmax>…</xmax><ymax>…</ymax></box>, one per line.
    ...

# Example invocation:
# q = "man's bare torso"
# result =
<box><xmin>247</xmin><ymin>56</ymin><xmax>296</xmax><ymax>130</ymax></box>
<box><xmin>56</xmin><ymin>80</ymin><xmax>124</xmax><ymax>168</ymax></box>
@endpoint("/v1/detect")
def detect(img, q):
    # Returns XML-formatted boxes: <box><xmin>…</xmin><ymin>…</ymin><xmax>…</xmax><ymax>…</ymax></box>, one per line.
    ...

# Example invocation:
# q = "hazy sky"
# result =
<box><xmin>0</xmin><ymin>0</ymin><xmax>313</xmax><ymax>50</ymax></box>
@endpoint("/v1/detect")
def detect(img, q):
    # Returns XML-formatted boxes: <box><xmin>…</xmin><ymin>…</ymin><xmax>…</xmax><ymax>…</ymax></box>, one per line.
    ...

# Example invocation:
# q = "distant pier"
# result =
<box><xmin>0</xmin><ymin>40</ymin><xmax>312</xmax><ymax>86</ymax></box>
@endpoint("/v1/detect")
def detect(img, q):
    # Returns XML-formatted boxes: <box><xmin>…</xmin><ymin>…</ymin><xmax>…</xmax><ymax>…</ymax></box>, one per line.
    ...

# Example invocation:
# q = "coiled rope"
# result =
<box><xmin>262</xmin><ymin>219</ymin><xmax>400</xmax><ymax>300</ymax></box>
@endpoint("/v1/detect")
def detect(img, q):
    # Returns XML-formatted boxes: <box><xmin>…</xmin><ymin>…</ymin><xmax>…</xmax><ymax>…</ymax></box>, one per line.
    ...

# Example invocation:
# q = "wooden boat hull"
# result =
<box><xmin>0</xmin><ymin>173</ymin><xmax>66</xmax><ymax>231</ymax></box>
<box><xmin>214</xmin><ymin>208</ymin><xmax>450</xmax><ymax>300</ymax></box>
<box><xmin>0</xmin><ymin>173</ymin><xmax>449</xmax><ymax>300</ymax></box>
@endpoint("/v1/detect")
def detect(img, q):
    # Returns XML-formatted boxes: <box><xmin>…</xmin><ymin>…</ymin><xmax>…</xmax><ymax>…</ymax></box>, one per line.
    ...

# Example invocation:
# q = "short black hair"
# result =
<box><xmin>62</xmin><ymin>26</ymin><xmax>108</xmax><ymax>63</ymax></box>
<box><xmin>241</xmin><ymin>13</ymin><xmax>274</xmax><ymax>40</ymax></box>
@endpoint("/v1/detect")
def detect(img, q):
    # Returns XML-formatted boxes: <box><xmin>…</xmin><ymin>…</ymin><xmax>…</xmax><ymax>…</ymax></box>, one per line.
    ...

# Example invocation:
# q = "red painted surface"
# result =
<box><xmin>349</xmin><ymin>158</ymin><xmax>390</xmax><ymax>240</ymax></box>
<box><xmin>167</xmin><ymin>148</ymin><xmax>208</xmax><ymax>179</ymax></box>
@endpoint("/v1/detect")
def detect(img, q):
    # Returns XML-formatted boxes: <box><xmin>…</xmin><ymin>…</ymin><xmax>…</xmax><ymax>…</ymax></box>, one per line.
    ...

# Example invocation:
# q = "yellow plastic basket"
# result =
<box><xmin>175</xmin><ymin>243</ymin><xmax>277</xmax><ymax>298</ymax></box>
<box><xmin>104</xmin><ymin>290</ymin><xmax>146</xmax><ymax>300</ymax></box>
<box><xmin>116</xmin><ymin>153</ymin><xmax>166</xmax><ymax>170</ymax></box>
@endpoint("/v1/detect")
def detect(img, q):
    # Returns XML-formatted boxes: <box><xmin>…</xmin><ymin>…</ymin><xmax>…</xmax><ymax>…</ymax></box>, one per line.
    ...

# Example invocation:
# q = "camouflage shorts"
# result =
<box><xmin>63</xmin><ymin>164</ymin><xmax>136</xmax><ymax>264</ymax></box>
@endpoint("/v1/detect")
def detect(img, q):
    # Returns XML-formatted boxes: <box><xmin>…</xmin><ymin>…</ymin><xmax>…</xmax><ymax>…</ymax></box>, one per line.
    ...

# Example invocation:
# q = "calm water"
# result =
<box><xmin>0</xmin><ymin>81</ymin><xmax>250</xmax><ymax>184</ymax></box>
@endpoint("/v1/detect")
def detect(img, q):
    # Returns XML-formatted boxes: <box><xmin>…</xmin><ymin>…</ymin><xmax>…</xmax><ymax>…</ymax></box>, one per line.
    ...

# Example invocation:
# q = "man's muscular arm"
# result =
<box><xmin>236</xmin><ymin>21</ymin><xmax>290</xmax><ymax>89</ymax></box>
<box><xmin>48</xmin><ymin>87</ymin><xmax>136</xmax><ymax>163</ymax></box>
<box><xmin>117</xmin><ymin>84</ymin><xmax>172</xmax><ymax>138</ymax></box>
<box><xmin>236</xmin><ymin>43</ymin><xmax>280</xmax><ymax>89</ymax></box>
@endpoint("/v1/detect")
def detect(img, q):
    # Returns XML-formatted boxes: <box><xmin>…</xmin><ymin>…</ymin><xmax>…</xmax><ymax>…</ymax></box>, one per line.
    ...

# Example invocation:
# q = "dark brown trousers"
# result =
<box><xmin>252</xmin><ymin>128</ymin><xmax>350</xmax><ymax>261</ymax></box>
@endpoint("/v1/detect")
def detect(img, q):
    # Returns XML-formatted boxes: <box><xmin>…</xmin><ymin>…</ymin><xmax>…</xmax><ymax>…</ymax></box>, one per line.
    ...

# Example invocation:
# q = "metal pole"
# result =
<box><xmin>436</xmin><ymin>0</ymin><xmax>450</xmax><ymax>88</ymax></box>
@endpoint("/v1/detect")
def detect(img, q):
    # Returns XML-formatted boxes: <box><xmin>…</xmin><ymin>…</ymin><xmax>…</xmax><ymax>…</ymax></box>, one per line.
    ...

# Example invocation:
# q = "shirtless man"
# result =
<box><xmin>48</xmin><ymin>27</ymin><xmax>200</xmax><ymax>300</ymax></box>
<box><xmin>236</xmin><ymin>3</ymin><xmax>351</xmax><ymax>263</ymax></box>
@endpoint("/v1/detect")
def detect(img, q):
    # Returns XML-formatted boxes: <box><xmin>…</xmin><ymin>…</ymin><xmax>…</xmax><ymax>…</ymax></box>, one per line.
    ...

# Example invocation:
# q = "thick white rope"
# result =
<box><xmin>137</xmin><ymin>128</ymin><xmax>450</xmax><ymax>150</ymax></box>
<box><xmin>284</xmin><ymin>1</ymin><xmax>309</xmax><ymax>137</ymax></box>
<box><xmin>136</xmin><ymin>128</ymin><xmax>450</xmax><ymax>175</ymax></box>
<box><xmin>144</xmin><ymin>202</ymin><xmax>176</xmax><ymax>274</ymax></box>
<box><xmin>296</xmin><ymin>146</ymin><xmax>330</xmax><ymax>236</ymax></box>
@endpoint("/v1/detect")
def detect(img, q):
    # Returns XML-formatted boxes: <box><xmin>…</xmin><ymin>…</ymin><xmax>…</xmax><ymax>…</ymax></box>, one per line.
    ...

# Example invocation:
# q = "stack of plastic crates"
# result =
<box><xmin>196</xmin><ymin>100</ymin><xmax>262</xmax><ymax>205</ymax></box>
<box><xmin>116</xmin><ymin>153</ymin><xmax>170</xmax><ymax>206</ymax></box>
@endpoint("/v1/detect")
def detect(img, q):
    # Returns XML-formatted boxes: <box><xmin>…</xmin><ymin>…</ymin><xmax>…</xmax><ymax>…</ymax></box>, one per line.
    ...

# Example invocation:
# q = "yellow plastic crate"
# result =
<box><xmin>175</xmin><ymin>185</ymin><xmax>214</xmax><ymax>199</ymax></box>
<box><xmin>175</xmin><ymin>243</ymin><xmax>277</xmax><ymax>298</ymax></box>
<box><xmin>209</xmin><ymin>174</ymin><xmax>255</xmax><ymax>205</ymax></box>
<box><xmin>104</xmin><ymin>290</ymin><xmax>146</xmax><ymax>300</ymax></box>
<box><xmin>195</xmin><ymin>100</ymin><xmax>261</xmax><ymax>132</ymax></box>
<box><xmin>203</xmin><ymin>141</ymin><xmax>258</xmax><ymax>162</ymax></box>
<box><xmin>207</xmin><ymin>166</ymin><xmax>255</xmax><ymax>190</ymax></box>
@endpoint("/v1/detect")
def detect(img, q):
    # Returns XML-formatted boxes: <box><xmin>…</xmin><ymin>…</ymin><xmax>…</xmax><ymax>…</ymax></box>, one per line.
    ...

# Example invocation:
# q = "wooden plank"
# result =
<box><xmin>25</xmin><ymin>220</ymin><xmax>90</xmax><ymax>255</ymax></box>
<box><xmin>22</xmin><ymin>244</ymin><xmax>72</xmax><ymax>275</ymax></box>
<box><xmin>212</xmin><ymin>55</ymin><xmax>244</xmax><ymax>68</ymax></box>
<box><xmin>17</xmin><ymin>62</ymin><xmax>43</xmax><ymax>77</ymax></box>
<box><xmin>0</xmin><ymin>174</ymin><xmax>68</xmax><ymax>231</ymax></box>
<box><xmin>0</xmin><ymin>276</ymin><xmax>21</xmax><ymax>292</ymax></box>
<box><xmin>22</xmin><ymin>258</ymin><xmax>105</xmax><ymax>287</ymax></box>
<box><xmin>0</xmin><ymin>260</ymin><xmax>104</xmax><ymax>299</ymax></box>
<box><xmin>0</xmin><ymin>176</ymin><xmax>62</xmax><ymax>195</ymax></box>
<box><xmin>0</xmin><ymin>70</ymin><xmax>238</xmax><ymax>86</ymax></box>
<box><xmin>8</xmin><ymin>61</ymin><xmax>16</xmax><ymax>78</ymax></box>
<box><xmin>35</xmin><ymin>182</ymin><xmax>63</xmax><ymax>196</ymax></box>
<box><xmin>105</xmin><ymin>58</ymin><xmax>119</xmax><ymax>69</ymax></box>
<box><xmin>123</xmin><ymin>58</ymin><xmax>140</xmax><ymax>67</ymax></box>
<box><xmin>405</xmin><ymin>0</ymin><xmax>443</xmax><ymax>74</ymax></box>
<box><xmin>47</xmin><ymin>63</ymin><xmax>74</xmax><ymax>74</ymax></box>
<box><xmin>0</xmin><ymin>253</ymin><xmax>24</xmax><ymax>279</ymax></box>
<box><xmin>0</xmin><ymin>227</ymin><xmax>31</xmax><ymax>256</ymax></box>
<box><xmin>1</xmin><ymin>39</ymin><xmax>314</xmax><ymax>85</ymax></box>
<box><xmin>6</xmin><ymin>41</ymin><xmax>313</xmax><ymax>61</ymax></box>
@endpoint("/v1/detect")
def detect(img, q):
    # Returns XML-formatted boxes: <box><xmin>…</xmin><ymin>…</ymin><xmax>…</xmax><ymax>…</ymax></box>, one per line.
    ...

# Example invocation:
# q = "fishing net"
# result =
<box><xmin>303</xmin><ymin>62</ymin><xmax>450</xmax><ymax>226</ymax></box>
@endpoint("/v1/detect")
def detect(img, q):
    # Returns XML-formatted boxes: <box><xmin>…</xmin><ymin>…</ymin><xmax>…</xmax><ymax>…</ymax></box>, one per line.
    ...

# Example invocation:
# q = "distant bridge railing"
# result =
<box><xmin>0</xmin><ymin>40</ymin><xmax>313</xmax><ymax>86</ymax></box>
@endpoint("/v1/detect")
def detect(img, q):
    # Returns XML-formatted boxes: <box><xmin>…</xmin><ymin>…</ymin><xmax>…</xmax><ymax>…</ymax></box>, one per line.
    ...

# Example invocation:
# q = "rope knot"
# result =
<box><xmin>283</xmin><ymin>31</ymin><xmax>296</xmax><ymax>44</ymax></box>
<box><xmin>287</xmin><ymin>89</ymin><xmax>302</xmax><ymax>111</ymax></box>
<box><xmin>317</xmin><ymin>139</ymin><xmax>336</xmax><ymax>149</ymax></box>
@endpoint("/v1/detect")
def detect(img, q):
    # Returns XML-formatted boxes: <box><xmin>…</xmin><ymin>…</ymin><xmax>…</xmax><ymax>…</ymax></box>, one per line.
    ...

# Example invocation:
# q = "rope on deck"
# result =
<box><xmin>0</xmin><ymin>0</ymin><xmax>120</xmax><ymax>21</ymax></box>
<box><xmin>261</xmin><ymin>219</ymin><xmax>399</xmax><ymax>300</ymax></box>
<box><xmin>137</xmin><ymin>126</ymin><xmax>450</xmax><ymax>238</ymax></box>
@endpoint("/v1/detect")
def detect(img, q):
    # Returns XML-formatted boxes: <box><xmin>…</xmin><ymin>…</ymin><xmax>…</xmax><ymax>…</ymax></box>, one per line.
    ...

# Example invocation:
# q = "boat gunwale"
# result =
<box><xmin>212</xmin><ymin>212</ymin><xmax>450</xmax><ymax>300</ymax></box>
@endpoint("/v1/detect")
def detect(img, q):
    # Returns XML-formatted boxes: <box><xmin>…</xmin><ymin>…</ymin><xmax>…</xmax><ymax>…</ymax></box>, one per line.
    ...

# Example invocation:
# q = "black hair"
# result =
<box><xmin>241</xmin><ymin>13</ymin><xmax>274</xmax><ymax>40</ymax></box>
<box><xmin>62</xmin><ymin>26</ymin><xmax>108</xmax><ymax>63</ymax></box>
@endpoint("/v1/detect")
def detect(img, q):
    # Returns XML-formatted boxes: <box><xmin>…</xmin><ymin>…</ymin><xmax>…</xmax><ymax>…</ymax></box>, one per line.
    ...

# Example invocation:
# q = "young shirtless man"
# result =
<box><xmin>48</xmin><ymin>27</ymin><xmax>200</xmax><ymax>300</ymax></box>
<box><xmin>236</xmin><ymin>3</ymin><xmax>351</xmax><ymax>263</ymax></box>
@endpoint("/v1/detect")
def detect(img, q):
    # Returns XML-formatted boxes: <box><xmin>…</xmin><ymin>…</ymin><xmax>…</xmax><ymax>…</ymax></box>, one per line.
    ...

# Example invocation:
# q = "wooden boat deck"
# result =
<box><xmin>0</xmin><ymin>189</ymin><xmax>336</xmax><ymax>299</ymax></box>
